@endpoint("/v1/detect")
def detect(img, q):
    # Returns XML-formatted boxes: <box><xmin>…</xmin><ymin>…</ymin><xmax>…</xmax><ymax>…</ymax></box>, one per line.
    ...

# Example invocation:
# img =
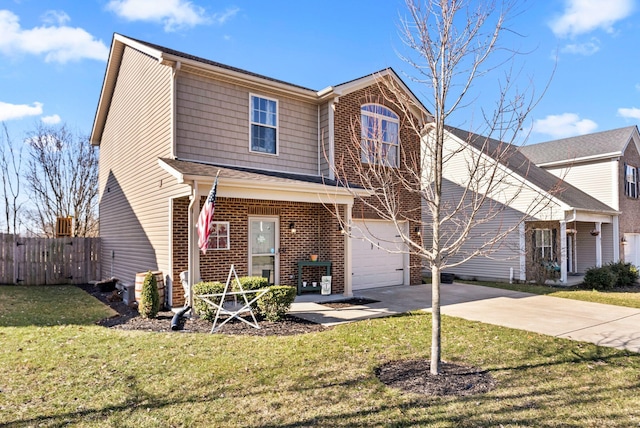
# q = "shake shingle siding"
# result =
<box><xmin>98</xmin><ymin>46</ymin><xmax>188</xmax><ymax>285</ymax></box>
<box><xmin>175</xmin><ymin>72</ymin><xmax>319</xmax><ymax>175</ymax></box>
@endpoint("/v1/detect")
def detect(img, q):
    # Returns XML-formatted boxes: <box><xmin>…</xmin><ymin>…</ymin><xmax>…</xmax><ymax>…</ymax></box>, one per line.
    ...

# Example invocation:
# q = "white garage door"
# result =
<box><xmin>352</xmin><ymin>221</ymin><xmax>406</xmax><ymax>290</ymax></box>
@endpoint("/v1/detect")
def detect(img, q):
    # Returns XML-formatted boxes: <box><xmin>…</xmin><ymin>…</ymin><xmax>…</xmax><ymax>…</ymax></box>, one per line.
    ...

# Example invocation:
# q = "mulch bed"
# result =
<box><xmin>318</xmin><ymin>297</ymin><xmax>380</xmax><ymax>308</ymax></box>
<box><xmin>77</xmin><ymin>283</ymin><xmax>328</xmax><ymax>336</ymax></box>
<box><xmin>78</xmin><ymin>284</ymin><xmax>496</xmax><ymax>396</ymax></box>
<box><xmin>376</xmin><ymin>359</ymin><xmax>497</xmax><ymax>396</ymax></box>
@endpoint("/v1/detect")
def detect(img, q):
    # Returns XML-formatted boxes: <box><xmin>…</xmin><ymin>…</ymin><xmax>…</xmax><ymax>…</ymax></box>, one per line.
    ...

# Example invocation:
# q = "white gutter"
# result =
<box><xmin>535</xmin><ymin>151</ymin><xmax>621</xmax><ymax>168</ymax></box>
<box><xmin>171</xmin><ymin>61</ymin><xmax>181</xmax><ymax>159</ymax></box>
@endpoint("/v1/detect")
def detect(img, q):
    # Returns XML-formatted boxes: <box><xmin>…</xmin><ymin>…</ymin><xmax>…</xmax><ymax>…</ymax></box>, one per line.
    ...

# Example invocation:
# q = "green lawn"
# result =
<box><xmin>1</xmin><ymin>285</ymin><xmax>640</xmax><ymax>427</ymax></box>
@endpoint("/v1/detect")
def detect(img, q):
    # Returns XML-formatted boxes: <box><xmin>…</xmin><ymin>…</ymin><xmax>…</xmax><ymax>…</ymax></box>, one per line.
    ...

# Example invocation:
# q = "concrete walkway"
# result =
<box><xmin>289</xmin><ymin>282</ymin><xmax>640</xmax><ymax>353</ymax></box>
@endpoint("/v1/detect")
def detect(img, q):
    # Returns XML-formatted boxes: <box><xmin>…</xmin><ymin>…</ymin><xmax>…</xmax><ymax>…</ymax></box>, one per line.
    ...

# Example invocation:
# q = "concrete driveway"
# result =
<box><xmin>289</xmin><ymin>282</ymin><xmax>640</xmax><ymax>353</ymax></box>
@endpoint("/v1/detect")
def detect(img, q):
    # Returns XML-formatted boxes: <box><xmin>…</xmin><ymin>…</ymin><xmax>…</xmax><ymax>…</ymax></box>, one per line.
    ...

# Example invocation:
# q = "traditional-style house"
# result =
<box><xmin>90</xmin><ymin>34</ymin><xmax>426</xmax><ymax>307</ymax></box>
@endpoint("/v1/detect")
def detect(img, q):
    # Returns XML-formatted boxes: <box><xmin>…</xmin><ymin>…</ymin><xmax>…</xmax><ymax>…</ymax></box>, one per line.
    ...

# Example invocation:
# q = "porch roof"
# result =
<box><xmin>159</xmin><ymin>158</ymin><xmax>371</xmax><ymax>203</ymax></box>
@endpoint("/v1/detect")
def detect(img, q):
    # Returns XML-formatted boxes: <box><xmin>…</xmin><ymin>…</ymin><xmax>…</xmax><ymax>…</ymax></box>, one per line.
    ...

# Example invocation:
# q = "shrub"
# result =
<box><xmin>583</xmin><ymin>266</ymin><xmax>617</xmax><ymax>290</ymax></box>
<box><xmin>607</xmin><ymin>261</ymin><xmax>639</xmax><ymax>287</ymax></box>
<box><xmin>238</xmin><ymin>276</ymin><xmax>268</xmax><ymax>291</ymax></box>
<box><xmin>139</xmin><ymin>271</ymin><xmax>160</xmax><ymax>319</ymax></box>
<box><xmin>257</xmin><ymin>285</ymin><xmax>296</xmax><ymax>322</ymax></box>
<box><xmin>192</xmin><ymin>281</ymin><xmax>225</xmax><ymax>321</ymax></box>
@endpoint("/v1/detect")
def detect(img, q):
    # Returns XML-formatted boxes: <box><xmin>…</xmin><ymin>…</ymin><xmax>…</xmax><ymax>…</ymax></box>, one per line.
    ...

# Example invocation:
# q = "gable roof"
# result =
<box><xmin>91</xmin><ymin>33</ymin><xmax>430</xmax><ymax>145</ymax></box>
<box><xmin>519</xmin><ymin>126</ymin><xmax>639</xmax><ymax>166</ymax></box>
<box><xmin>445</xmin><ymin>126</ymin><xmax>618</xmax><ymax>214</ymax></box>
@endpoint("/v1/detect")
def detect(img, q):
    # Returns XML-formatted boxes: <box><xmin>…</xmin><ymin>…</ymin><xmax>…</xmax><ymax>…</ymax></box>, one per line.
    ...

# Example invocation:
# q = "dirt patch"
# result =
<box><xmin>319</xmin><ymin>297</ymin><xmax>380</xmax><ymax>308</ymax></box>
<box><xmin>376</xmin><ymin>359</ymin><xmax>496</xmax><ymax>397</ymax></box>
<box><xmin>78</xmin><ymin>284</ymin><xmax>328</xmax><ymax>336</ymax></box>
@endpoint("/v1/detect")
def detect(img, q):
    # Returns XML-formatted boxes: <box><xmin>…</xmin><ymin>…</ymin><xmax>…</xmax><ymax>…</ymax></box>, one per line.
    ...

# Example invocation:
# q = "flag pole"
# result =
<box><xmin>190</xmin><ymin>169</ymin><xmax>220</xmax><ymax>314</ymax></box>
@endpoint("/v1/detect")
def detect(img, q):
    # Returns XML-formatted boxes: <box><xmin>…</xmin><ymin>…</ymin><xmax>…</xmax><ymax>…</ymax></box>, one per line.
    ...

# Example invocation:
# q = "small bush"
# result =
<box><xmin>607</xmin><ymin>261</ymin><xmax>639</xmax><ymax>287</ymax></box>
<box><xmin>238</xmin><ymin>276</ymin><xmax>268</xmax><ymax>291</ymax></box>
<box><xmin>139</xmin><ymin>271</ymin><xmax>160</xmax><ymax>319</ymax></box>
<box><xmin>583</xmin><ymin>266</ymin><xmax>617</xmax><ymax>290</ymax></box>
<box><xmin>192</xmin><ymin>281</ymin><xmax>225</xmax><ymax>321</ymax></box>
<box><xmin>257</xmin><ymin>285</ymin><xmax>296</xmax><ymax>322</ymax></box>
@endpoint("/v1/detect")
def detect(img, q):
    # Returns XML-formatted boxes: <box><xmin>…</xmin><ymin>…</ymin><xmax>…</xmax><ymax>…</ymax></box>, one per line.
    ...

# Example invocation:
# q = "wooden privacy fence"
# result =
<box><xmin>0</xmin><ymin>234</ymin><xmax>101</xmax><ymax>285</ymax></box>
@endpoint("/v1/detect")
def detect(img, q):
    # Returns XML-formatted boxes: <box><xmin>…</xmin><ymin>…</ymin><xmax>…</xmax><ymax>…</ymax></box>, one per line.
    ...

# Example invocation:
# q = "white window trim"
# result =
<box><xmin>208</xmin><ymin>221</ymin><xmax>230</xmax><ymax>251</ymax></box>
<box><xmin>249</xmin><ymin>93</ymin><xmax>279</xmax><ymax>156</ymax></box>
<box><xmin>534</xmin><ymin>229</ymin><xmax>553</xmax><ymax>260</ymax></box>
<box><xmin>625</xmin><ymin>164</ymin><xmax>638</xmax><ymax>198</ymax></box>
<box><xmin>360</xmin><ymin>103</ymin><xmax>400</xmax><ymax>168</ymax></box>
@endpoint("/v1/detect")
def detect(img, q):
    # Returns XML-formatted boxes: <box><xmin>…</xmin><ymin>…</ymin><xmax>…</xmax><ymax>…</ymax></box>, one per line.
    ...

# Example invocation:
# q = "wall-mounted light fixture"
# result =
<box><xmin>338</xmin><ymin>224</ymin><xmax>346</xmax><ymax>234</ymax></box>
<box><xmin>289</xmin><ymin>222</ymin><xmax>296</xmax><ymax>234</ymax></box>
<box><xmin>622</xmin><ymin>236</ymin><xmax>627</xmax><ymax>244</ymax></box>
<box><xmin>415</xmin><ymin>227</ymin><xmax>421</xmax><ymax>236</ymax></box>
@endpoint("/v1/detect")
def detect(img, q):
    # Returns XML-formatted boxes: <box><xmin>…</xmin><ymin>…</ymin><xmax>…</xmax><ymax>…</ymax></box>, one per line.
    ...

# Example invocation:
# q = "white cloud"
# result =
<box><xmin>550</xmin><ymin>0</ymin><xmax>634</xmax><ymax>37</ymax></box>
<box><xmin>532</xmin><ymin>113</ymin><xmax>598</xmax><ymax>138</ymax></box>
<box><xmin>41</xmin><ymin>10</ymin><xmax>70</xmax><ymax>26</ymax></box>
<box><xmin>0</xmin><ymin>10</ymin><xmax>109</xmax><ymax>63</ymax></box>
<box><xmin>560</xmin><ymin>38</ymin><xmax>600</xmax><ymax>55</ymax></box>
<box><xmin>618</xmin><ymin>107</ymin><xmax>640</xmax><ymax>120</ymax></box>
<box><xmin>0</xmin><ymin>101</ymin><xmax>43</xmax><ymax>121</ymax></box>
<box><xmin>212</xmin><ymin>7</ymin><xmax>240</xmax><ymax>25</ymax></box>
<box><xmin>106</xmin><ymin>0</ymin><xmax>210</xmax><ymax>31</ymax></box>
<box><xmin>41</xmin><ymin>114</ymin><xmax>61</xmax><ymax>124</ymax></box>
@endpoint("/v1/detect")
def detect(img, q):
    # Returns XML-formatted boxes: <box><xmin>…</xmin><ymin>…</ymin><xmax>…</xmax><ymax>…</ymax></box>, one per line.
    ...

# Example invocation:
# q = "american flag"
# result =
<box><xmin>197</xmin><ymin>174</ymin><xmax>219</xmax><ymax>254</ymax></box>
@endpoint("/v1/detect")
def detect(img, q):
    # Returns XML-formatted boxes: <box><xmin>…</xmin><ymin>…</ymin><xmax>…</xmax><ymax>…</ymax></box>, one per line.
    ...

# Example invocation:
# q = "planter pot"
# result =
<box><xmin>440</xmin><ymin>273</ymin><xmax>455</xmax><ymax>284</ymax></box>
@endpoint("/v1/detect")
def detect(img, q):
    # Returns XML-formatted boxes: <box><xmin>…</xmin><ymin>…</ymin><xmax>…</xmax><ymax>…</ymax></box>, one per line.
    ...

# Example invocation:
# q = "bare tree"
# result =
<box><xmin>332</xmin><ymin>0</ymin><xmax>555</xmax><ymax>375</ymax></box>
<box><xmin>0</xmin><ymin>123</ymin><xmax>25</xmax><ymax>234</ymax></box>
<box><xmin>23</xmin><ymin>124</ymin><xmax>99</xmax><ymax>237</ymax></box>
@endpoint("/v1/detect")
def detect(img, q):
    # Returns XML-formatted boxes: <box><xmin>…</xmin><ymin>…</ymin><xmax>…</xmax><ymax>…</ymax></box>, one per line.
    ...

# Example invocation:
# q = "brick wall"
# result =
<box><xmin>332</xmin><ymin>81</ymin><xmax>423</xmax><ymax>285</ymax></box>
<box><xmin>619</xmin><ymin>142</ymin><xmax>640</xmax><ymax>261</ymax></box>
<box><xmin>172</xmin><ymin>196</ymin><xmax>347</xmax><ymax>304</ymax></box>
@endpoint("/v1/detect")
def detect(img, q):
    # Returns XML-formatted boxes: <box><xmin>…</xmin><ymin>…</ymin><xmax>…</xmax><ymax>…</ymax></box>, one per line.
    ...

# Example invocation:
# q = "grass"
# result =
<box><xmin>1</xmin><ymin>286</ymin><xmax>640</xmax><ymax>427</ymax></box>
<box><xmin>459</xmin><ymin>280</ymin><xmax>640</xmax><ymax>309</ymax></box>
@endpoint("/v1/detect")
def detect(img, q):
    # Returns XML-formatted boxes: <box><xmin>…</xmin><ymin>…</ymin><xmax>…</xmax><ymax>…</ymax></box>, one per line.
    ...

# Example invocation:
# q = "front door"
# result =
<box><xmin>249</xmin><ymin>217</ymin><xmax>279</xmax><ymax>284</ymax></box>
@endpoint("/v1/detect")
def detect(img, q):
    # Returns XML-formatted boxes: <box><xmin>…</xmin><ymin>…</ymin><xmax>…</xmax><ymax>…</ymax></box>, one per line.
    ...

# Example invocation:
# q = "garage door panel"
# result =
<box><xmin>352</xmin><ymin>221</ymin><xmax>406</xmax><ymax>290</ymax></box>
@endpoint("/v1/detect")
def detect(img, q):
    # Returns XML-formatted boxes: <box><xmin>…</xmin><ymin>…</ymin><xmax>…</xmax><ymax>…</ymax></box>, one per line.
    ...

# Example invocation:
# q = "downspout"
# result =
<box><xmin>328</xmin><ymin>100</ymin><xmax>336</xmax><ymax>180</ymax></box>
<box><xmin>317</xmin><ymin>105</ymin><xmax>321</xmax><ymax>176</ymax></box>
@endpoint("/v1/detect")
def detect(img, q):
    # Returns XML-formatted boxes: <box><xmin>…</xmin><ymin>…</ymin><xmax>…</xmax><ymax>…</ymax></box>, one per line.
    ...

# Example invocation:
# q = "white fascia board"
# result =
<box><xmin>158</xmin><ymin>159</ymin><xmax>186</xmax><ymax>183</ymax></box>
<box><xmin>535</xmin><ymin>151</ymin><xmax>622</xmax><ymax>168</ymax></box>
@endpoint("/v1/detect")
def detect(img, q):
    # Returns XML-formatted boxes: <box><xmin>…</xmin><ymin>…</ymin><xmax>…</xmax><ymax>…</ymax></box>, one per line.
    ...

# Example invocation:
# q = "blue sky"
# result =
<box><xmin>1</xmin><ymin>0</ymin><xmax>639</xmax><ymax>145</ymax></box>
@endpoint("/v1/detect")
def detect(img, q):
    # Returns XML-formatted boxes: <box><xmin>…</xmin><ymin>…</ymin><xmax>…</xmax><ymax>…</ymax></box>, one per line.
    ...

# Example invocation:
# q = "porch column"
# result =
<box><xmin>595</xmin><ymin>222</ymin><xmax>602</xmax><ymax>267</ymax></box>
<box><xmin>187</xmin><ymin>183</ymin><xmax>200</xmax><ymax>311</ymax></box>
<box><xmin>344</xmin><ymin>201</ymin><xmax>353</xmax><ymax>297</ymax></box>
<box><xmin>518</xmin><ymin>223</ymin><xmax>526</xmax><ymax>281</ymax></box>
<box><xmin>613</xmin><ymin>216</ymin><xmax>620</xmax><ymax>261</ymax></box>
<box><xmin>560</xmin><ymin>221</ymin><xmax>567</xmax><ymax>283</ymax></box>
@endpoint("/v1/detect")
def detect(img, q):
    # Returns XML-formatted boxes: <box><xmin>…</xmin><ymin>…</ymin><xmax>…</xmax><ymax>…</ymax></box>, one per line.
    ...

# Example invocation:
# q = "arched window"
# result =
<box><xmin>360</xmin><ymin>104</ymin><xmax>400</xmax><ymax>167</ymax></box>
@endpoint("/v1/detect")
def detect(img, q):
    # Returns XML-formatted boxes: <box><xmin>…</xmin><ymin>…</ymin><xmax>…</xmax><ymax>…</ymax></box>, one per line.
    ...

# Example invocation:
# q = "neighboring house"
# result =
<box><xmin>520</xmin><ymin>126</ymin><xmax>640</xmax><ymax>268</ymax></box>
<box><xmin>90</xmin><ymin>34</ymin><xmax>425</xmax><ymax>307</ymax></box>
<box><xmin>425</xmin><ymin>127</ymin><xmax>619</xmax><ymax>283</ymax></box>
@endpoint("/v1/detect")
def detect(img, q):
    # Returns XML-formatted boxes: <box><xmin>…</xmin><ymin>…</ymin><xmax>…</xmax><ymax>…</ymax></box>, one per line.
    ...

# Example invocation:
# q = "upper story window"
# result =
<box><xmin>250</xmin><ymin>94</ymin><xmax>278</xmax><ymax>155</ymax></box>
<box><xmin>361</xmin><ymin>104</ymin><xmax>400</xmax><ymax>167</ymax></box>
<box><xmin>624</xmin><ymin>163</ymin><xmax>638</xmax><ymax>198</ymax></box>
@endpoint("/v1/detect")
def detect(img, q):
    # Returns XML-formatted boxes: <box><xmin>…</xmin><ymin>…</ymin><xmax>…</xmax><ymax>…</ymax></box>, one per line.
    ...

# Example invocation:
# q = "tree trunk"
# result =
<box><xmin>430</xmin><ymin>265</ymin><xmax>441</xmax><ymax>375</ymax></box>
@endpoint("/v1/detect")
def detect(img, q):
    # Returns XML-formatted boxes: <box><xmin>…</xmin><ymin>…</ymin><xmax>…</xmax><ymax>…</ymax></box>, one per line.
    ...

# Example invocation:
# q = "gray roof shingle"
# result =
<box><xmin>519</xmin><ymin>126</ymin><xmax>637</xmax><ymax>165</ymax></box>
<box><xmin>445</xmin><ymin>126</ymin><xmax>617</xmax><ymax>214</ymax></box>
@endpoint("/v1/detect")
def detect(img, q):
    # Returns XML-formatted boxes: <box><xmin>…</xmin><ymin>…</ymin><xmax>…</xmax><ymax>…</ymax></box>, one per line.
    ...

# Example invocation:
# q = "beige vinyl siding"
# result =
<box><xmin>175</xmin><ymin>73</ymin><xmax>319</xmax><ymax>174</ymax></box>
<box><xmin>423</xmin><ymin>179</ymin><xmax>523</xmax><ymax>281</ymax></box>
<box><xmin>601</xmin><ymin>222</ymin><xmax>615</xmax><ymax>264</ymax></box>
<box><xmin>545</xmin><ymin>159</ymin><xmax>616</xmax><ymax>209</ymax></box>
<box><xmin>576</xmin><ymin>222</ymin><xmax>597</xmax><ymax>272</ymax></box>
<box><xmin>98</xmin><ymin>46</ymin><xmax>189</xmax><ymax>285</ymax></box>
